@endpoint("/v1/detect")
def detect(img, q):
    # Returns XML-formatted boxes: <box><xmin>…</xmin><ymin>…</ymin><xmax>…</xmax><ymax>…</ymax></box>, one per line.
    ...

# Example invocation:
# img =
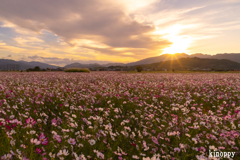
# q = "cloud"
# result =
<box><xmin>0</xmin><ymin>40</ymin><xmax>26</xmax><ymax>53</ymax></box>
<box><xmin>0</xmin><ymin>0</ymin><xmax>170</xmax><ymax>55</ymax></box>
<box><xmin>0</xmin><ymin>54</ymin><xmax>12</xmax><ymax>59</ymax></box>
<box><xmin>0</xmin><ymin>0</ymin><xmax>239</xmax><ymax>60</ymax></box>
<box><xmin>14</xmin><ymin>37</ymin><xmax>43</xmax><ymax>44</ymax></box>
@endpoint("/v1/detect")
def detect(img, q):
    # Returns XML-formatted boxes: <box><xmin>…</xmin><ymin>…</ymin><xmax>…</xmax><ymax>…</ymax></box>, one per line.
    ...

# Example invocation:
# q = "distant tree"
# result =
<box><xmin>34</xmin><ymin>66</ymin><xmax>41</xmax><ymax>71</ymax></box>
<box><xmin>172</xmin><ymin>68</ymin><xmax>175</xmax><ymax>72</ymax></box>
<box><xmin>136</xmin><ymin>66</ymin><xmax>143</xmax><ymax>72</ymax></box>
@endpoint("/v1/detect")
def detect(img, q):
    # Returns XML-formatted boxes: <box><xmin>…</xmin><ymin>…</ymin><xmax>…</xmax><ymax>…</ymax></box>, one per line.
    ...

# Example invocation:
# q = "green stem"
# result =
<box><xmin>30</xmin><ymin>146</ymin><xmax>33</xmax><ymax>160</ymax></box>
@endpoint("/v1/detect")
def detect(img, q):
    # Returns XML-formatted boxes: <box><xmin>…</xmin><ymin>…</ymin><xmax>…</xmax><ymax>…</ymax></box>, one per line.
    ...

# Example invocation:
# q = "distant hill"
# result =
<box><xmin>64</xmin><ymin>62</ymin><xmax>125</xmax><ymax>68</ymax></box>
<box><xmin>126</xmin><ymin>53</ymin><xmax>240</xmax><ymax>66</ymax></box>
<box><xmin>64</xmin><ymin>53</ymin><xmax>240</xmax><ymax>68</ymax></box>
<box><xmin>2</xmin><ymin>53</ymin><xmax>240</xmax><ymax>71</ymax></box>
<box><xmin>190</xmin><ymin>53</ymin><xmax>240</xmax><ymax>63</ymax></box>
<box><xmin>126</xmin><ymin>53</ymin><xmax>188</xmax><ymax>66</ymax></box>
<box><xmin>140</xmin><ymin>57</ymin><xmax>240</xmax><ymax>70</ymax></box>
<box><xmin>102</xmin><ymin>63</ymin><xmax>125</xmax><ymax>67</ymax></box>
<box><xmin>64</xmin><ymin>63</ymin><xmax>102</xmax><ymax>68</ymax></box>
<box><xmin>19</xmin><ymin>61</ymin><xmax>60</xmax><ymax>69</ymax></box>
<box><xmin>0</xmin><ymin>59</ymin><xmax>32</xmax><ymax>70</ymax></box>
<box><xmin>0</xmin><ymin>59</ymin><xmax>59</xmax><ymax>70</ymax></box>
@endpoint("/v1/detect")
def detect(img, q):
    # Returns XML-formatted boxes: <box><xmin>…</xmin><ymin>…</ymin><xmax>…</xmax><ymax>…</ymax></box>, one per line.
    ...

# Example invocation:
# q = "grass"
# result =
<box><xmin>64</xmin><ymin>68</ymin><xmax>90</xmax><ymax>73</ymax></box>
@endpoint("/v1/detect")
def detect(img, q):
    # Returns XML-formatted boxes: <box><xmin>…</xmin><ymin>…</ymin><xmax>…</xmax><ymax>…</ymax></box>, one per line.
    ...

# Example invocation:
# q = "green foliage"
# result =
<box><xmin>34</xmin><ymin>66</ymin><xmax>40</xmax><ymax>71</ymax></box>
<box><xmin>136</xmin><ymin>66</ymin><xmax>143</xmax><ymax>72</ymax></box>
<box><xmin>27</xmin><ymin>66</ymin><xmax>42</xmax><ymax>72</ymax></box>
<box><xmin>64</xmin><ymin>68</ymin><xmax>90</xmax><ymax>73</ymax></box>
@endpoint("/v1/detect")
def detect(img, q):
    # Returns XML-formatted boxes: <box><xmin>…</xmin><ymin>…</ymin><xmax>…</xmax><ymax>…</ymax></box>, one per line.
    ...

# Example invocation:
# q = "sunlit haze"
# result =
<box><xmin>0</xmin><ymin>0</ymin><xmax>239</xmax><ymax>66</ymax></box>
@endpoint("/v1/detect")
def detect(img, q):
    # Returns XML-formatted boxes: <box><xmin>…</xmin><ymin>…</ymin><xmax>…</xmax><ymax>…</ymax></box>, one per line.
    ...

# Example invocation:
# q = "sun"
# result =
<box><xmin>162</xmin><ymin>36</ymin><xmax>192</xmax><ymax>55</ymax></box>
<box><xmin>153</xmin><ymin>24</ymin><xmax>194</xmax><ymax>55</ymax></box>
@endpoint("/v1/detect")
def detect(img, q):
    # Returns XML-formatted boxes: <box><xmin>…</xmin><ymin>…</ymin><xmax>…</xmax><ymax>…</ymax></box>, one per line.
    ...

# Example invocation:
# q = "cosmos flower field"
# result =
<box><xmin>0</xmin><ymin>72</ymin><xmax>240</xmax><ymax>160</ymax></box>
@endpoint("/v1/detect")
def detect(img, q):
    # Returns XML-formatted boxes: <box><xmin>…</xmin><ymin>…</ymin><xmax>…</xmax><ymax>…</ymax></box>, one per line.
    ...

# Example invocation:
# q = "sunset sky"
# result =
<box><xmin>0</xmin><ymin>0</ymin><xmax>240</xmax><ymax>66</ymax></box>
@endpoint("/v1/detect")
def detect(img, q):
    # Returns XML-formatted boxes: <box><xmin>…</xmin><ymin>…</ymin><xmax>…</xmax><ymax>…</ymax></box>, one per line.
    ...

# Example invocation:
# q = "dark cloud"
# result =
<box><xmin>0</xmin><ymin>0</ymin><xmax>170</xmax><ymax>52</ymax></box>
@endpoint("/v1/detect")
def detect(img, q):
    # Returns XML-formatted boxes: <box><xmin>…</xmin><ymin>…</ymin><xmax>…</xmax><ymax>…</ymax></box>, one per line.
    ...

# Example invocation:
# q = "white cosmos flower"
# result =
<box><xmin>37</xmin><ymin>119</ymin><xmax>42</xmax><ymax>123</ymax></box>
<box><xmin>99</xmin><ymin>118</ymin><xmax>103</xmax><ymax>124</ymax></box>
<box><xmin>16</xmin><ymin>149</ymin><xmax>21</xmax><ymax>155</ymax></box>
<box><xmin>89</xmin><ymin>139</ymin><xmax>96</xmax><ymax>145</ymax></box>
<box><xmin>49</xmin><ymin>152</ymin><xmax>55</xmax><ymax>158</ymax></box>
<box><xmin>2</xmin><ymin>154</ymin><xmax>12</xmax><ymax>160</ymax></box>
<box><xmin>30</xmin><ymin>138</ymin><xmax>40</xmax><ymax>145</ymax></box>
<box><xmin>63</xmin><ymin>149</ymin><xmax>69</xmax><ymax>156</ymax></box>
<box><xmin>10</xmin><ymin>139</ymin><xmax>15</xmax><ymax>146</ymax></box>
<box><xmin>57</xmin><ymin>150</ymin><xmax>63</xmax><ymax>157</ymax></box>
<box><xmin>10</xmin><ymin>130</ymin><xmax>16</xmax><ymax>135</ymax></box>
<box><xmin>77</xmin><ymin>154</ymin><xmax>87</xmax><ymax>160</ymax></box>
<box><xmin>132</xmin><ymin>155</ymin><xmax>140</xmax><ymax>159</ymax></box>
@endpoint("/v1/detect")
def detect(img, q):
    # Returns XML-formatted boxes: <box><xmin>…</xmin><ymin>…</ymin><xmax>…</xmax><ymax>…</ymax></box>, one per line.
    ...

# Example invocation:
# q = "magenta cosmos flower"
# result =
<box><xmin>35</xmin><ymin>148</ymin><xmax>42</xmax><ymax>154</ymax></box>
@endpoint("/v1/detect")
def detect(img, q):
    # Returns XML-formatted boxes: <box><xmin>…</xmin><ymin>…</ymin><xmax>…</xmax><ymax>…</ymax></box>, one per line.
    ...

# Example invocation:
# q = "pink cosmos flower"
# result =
<box><xmin>31</xmin><ymin>138</ymin><xmax>41</xmax><ymax>145</ymax></box>
<box><xmin>51</xmin><ymin>118</ymin><xmax>58</xmax><ymax>126</ymax></box>
<box><xmin>198</xmin><ymin>147</ymin><xmax>206</xmax><ymax>152</ymax></box>
<box><xmin>68</xmin><ymin>138</ymin><xmax>76</xmax><ymax>145</ymax></box>
<box><xmin>26</xmin><ymin>117</ymin><xmax>36</xmax><ymax>125</ymax></box>
<box><xmin>174</xmin><ymin>147</ymin><xmax>180</xmax><ymax>153</ymax></box>
<box><xmin>20</xmin><ymin>144</ymin><xmax>26</xmax><ymax>148</ymax></box>
<box><xmin>96</xmin><ymin>151</ymin><xmax>104</xmax><ymax>159</ymax></box>
<box><xmin>152</xmin><ymin>136</ymin><xmax>159</xmax><ymax>145</ymax></box>
<box><xmin>53</xmin><ymin>134</ymin><xmax>62</xmax><ymax>143</ymax></box>
<box><xmin>39</xmin><ymin>133</ymin><xmax>49</xmax><ymax>145</ymax></box>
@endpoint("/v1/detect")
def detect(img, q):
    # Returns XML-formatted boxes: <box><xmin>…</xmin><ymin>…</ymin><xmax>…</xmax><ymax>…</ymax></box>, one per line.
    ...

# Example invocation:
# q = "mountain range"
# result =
<box><xmin>142</xmin><ymin>57</ymin><xmax>240</xmax><ymax>70</ymax></box>
<box><xmin>125</xmin><ymin>53</ymin><xmax>240</xmax><ymax>66</ymax></box>
<box><xmin>19</xmin><ymin>61</ymin><xmax>60</xmax><ymax>69</ymax></box>
<box><xmin>0</xmin><ymin>59</ymin><xmax>60</xmax><ymax>70</ymax></box>
<box><xmin>64</xmin><ymin>62</ymin><xmax>125</xmax><ymax>69</ymax></box>
<box><xmin>1</xmin><ymin>53</ymin><xmax>240</xmax><ymax>70</ymax></box>
<box><xmin>63</xmin><ymin>53</ymin><xmax>240</xmax><ymax>67</ymax></box>
<box><xmin>126</xmin><ymin>53</ymin><xmax>188</xmax><ymax>66</ymax></box>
